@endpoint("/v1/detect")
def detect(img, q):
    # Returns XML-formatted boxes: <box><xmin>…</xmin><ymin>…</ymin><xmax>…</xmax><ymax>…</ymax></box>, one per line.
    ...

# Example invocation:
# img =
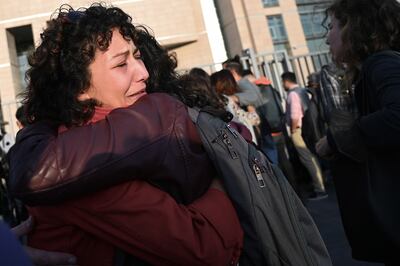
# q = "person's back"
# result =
<box><xmin>237</xmin><ymin>78</ymin><xmax>264</xmax><ymax>107</ymax></box>
<box><xmin>257</xmin><ymin>83</ymin><xmax>284</xmax><ymax>133</ymax></box>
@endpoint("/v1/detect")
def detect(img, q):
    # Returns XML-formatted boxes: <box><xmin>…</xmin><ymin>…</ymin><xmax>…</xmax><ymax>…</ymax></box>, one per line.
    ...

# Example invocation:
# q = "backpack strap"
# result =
<box><xmin>187</xmin><ymin>107</ymin><xmax>200</xmax><ymax>124</ymax></box>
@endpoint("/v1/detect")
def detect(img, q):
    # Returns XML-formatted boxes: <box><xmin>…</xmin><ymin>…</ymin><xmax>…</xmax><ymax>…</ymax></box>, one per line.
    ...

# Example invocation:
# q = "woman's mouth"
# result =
<box><xmin>128</xmin><ymin>90</ymin><xmax>146</xmax><ymax>97</ymax></box>
<box><xmin>127</xmin><ymin>89</ymin><xmax>147</xmax><ymax>105</ymax></box>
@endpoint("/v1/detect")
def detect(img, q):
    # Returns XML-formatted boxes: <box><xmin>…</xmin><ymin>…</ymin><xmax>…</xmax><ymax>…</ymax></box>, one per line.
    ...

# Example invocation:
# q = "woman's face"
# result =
<box><xmin>84</xmin><ymin>28</ymin><xmax>149</xmax><ymax>109</ymax></box>
<box><xmin>327</xmin><ymin>16</ymin><xmax>344</xmax><ymax>63</ymax></box>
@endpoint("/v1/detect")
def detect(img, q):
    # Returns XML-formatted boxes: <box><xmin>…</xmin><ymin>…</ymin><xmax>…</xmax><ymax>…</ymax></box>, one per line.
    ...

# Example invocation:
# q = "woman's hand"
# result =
<box><xmin>316</xmin><ymin>136</ymin><xmax>334</xmax><ymax>159</ymax></box>
<box><xmin>12</xmin><ymin>217</ymin><xmax>78</xmax><ymax>266</ymax></box>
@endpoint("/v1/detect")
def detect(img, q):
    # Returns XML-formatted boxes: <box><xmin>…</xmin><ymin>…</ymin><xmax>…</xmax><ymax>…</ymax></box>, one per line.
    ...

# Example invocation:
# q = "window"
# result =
<box><xmin>273</xmin><ymin>42</ymin><xmax>289</xmax><ymax>52</ymax></box>
<box><xmin>267</xmin><ymin>15</ymin><xmax>288</xmax><ymax>43</ymax></box>
<box><xmin>306</xmin><ymin>38</ymin><xmax>329</xmax><ymax>53</ymax></box>
<box><xmin>296</xmin><ymin>0</ymin><xmax>328</xmax><ymax>4</ymax></box>
<box><xmin>297</xmin><ymin>6</ymin><xmax>330</xmax><ymax>52</ymax></box>
<box><xmin>262</xmin><ymin>0</ymin><xmax>279</xmax><ymax>7</ymax></box>
<box><xmin>6</xmin><ymin>25</ymin><xmax>34</xmax><ymax>91</ymax></box>
<box><xmin>300</xmin><ymin>11</ymin><xmax>326</xmax><ymax>38</ymax></box>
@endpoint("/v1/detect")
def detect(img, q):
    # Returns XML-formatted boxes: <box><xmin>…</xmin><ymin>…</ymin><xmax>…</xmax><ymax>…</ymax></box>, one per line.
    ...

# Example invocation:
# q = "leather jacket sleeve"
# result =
<box><xmin>8</xmin><ymin>93</ymin><xmax>213</xmax><ymax>205</ymax></box>
<box><xmin>28</xmin><ymin>183</ymin><xmax>243</xmax><ymax>266</ymax></box>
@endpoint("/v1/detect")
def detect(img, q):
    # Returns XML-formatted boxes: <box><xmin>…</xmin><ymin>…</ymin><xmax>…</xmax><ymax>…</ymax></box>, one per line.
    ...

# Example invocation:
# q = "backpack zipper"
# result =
<box><xmin>254</xmin><ymin>157</ymin><xmax>274</xmax><ymax>178</ymax></box>
<box><xmin>222</xmin><ymin>132</ymin><xmax>239</xmax><ymax>159</ymax></box>
<box><xmin>226</xmin><ymin>124</ymin><xmax>239</xmax><ymax>138</ymax></box>
<box><xmin>213</xmin><ymin>130</ymin><xmax>239</xmax><ymax>159</ymax></box>
<box><xmin>252</xmin><ymin>163</ymin><xmax>266</xmax><ymax>188</ymax></box>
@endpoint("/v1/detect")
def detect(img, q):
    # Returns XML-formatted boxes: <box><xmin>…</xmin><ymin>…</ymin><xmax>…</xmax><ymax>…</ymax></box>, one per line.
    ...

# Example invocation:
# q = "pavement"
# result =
<box><xmin>305</xmin><ymin>184</ymin><xmax>383</xmax><ymax>266</ymax></box>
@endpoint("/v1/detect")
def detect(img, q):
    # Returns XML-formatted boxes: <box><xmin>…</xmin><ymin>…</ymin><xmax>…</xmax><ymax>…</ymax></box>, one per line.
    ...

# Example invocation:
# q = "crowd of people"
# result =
<box><xmin>0</xmin><ymin>0</ymin><xmax>399</xmax><ymax>265</ymax></box>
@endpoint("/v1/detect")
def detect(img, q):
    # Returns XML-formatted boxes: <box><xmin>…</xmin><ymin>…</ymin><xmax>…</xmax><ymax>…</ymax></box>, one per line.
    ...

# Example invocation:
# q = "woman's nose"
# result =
<box><xmin>130</xmin><ymin>59</ymin><xmax>149</xmax><ymax>82</ymax></box>
<box><xmin>137</xmin><ymin>64</ymin><xmax>149</xmax><ymax>82</ymax></box>
<box><xmin>326</xmin><ymin>33</ymin><xmax>331</xmax><ymax>46</ymax></box>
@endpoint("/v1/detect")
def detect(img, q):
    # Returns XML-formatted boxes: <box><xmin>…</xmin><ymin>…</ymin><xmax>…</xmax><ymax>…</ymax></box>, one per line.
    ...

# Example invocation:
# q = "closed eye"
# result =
<box><xmin>116</xmin><ymin>62</ymin><xmax>127</xmax><ymax>68</ymax></box>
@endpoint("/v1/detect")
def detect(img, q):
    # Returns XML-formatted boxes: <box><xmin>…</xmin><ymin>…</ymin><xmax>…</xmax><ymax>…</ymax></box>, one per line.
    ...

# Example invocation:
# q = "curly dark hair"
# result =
<box><xmin>178</xmin><ymin>74</ymin><xmax>225</xmax><ymax>111</ymax></box>
<box><xmin>24</xmin><ymin>3</ymin><xmax>180</xmax><ymax>127</ymax></box>
<box><xmin>223</xmin><ymin>62</ymin><xmax>244</xmax><ymax>77</ymax></box>
<box><xmin>188</xmin><ymin>68</ymin><xmax>210</xmax><ymax>84</ymax></box>
<box><xmin>210</xmin><ymin>69</ymin><xmax>239</xmax><ymax>97</ymax></box>
<box><xmin>15</xmin><ymin>106</ymin><xmax>28</xmax><ymax>127</ymax></box>
<box><xmin>325</xmin><ymin>0</ymin><xmax>400</xmax><ymax>70</ymax></box>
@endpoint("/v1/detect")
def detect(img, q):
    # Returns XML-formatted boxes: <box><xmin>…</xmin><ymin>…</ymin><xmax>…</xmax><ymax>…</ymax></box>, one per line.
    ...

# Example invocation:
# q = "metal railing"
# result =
<box><xmin>179</xmin><ymin>48</ymin><xmax>331</xmax><ymax>100</ymax></box>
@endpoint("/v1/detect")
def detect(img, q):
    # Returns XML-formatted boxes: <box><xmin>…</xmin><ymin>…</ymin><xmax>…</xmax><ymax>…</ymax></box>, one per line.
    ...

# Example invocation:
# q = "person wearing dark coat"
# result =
<box><xmin>316</xmin><ymin>0</ymin><xmax>400</xmax><ymax>265</ymax></box>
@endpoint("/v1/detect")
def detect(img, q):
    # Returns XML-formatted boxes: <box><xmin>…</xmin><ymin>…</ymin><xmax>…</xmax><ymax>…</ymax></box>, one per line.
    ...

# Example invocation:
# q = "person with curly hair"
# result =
<box><xmin>7</xmin><ymin>3</ymin><xmax>243</xmax><ymax>265</ymax></box>
<box><xmin>316</xmin><ymin>0</ymin><xmax>400</xmax><ymax>264</ymax></box>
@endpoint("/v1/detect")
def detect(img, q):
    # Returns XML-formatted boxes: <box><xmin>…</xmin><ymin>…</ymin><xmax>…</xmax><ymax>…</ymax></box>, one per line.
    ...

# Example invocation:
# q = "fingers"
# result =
<box><xmin>25</xmin><ymin>247</ymin><xmax>77</xmax><ymax>266</ymax></box>
<box><xmin>11</xmin><ymin>216</ymin><xmax>33</xmax><ymax>237</ymax></box>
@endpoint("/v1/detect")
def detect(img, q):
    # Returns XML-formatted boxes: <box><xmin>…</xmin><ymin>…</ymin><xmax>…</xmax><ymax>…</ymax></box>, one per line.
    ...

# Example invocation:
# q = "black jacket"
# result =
<box><xmin>328</xmin><ymin>50</ymin><xmax>400</xmax><ymax>263</ymax></box>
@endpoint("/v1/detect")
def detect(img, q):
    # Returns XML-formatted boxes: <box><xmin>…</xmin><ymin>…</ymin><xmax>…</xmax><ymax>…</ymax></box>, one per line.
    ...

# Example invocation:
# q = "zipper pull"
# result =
<box><xmin>226</xmin><ymin>124</ymin><xmax>239</xmax><ymax>138</ymax></box>
<box><xmin>212</xmin><ymin>130</ymin><xmax>225</xmax><ymax>143</ymax></box>
<box><xmin>223</xmin><ymin>133</ymin><xmax>239</xmax><ymax>159</ymax></box>
<box><xmin>253</xmin><ymin>164</ymin><xmax>266</xmax><ymax>188</ymax></box>
<box><xmin>253</xmin><ymin>157</ymin><xmax>266</xmax><ymax>173</ymax></box>
<box><xmin>255</xmin><ymin>156</ymin><xmax>274</xmax><ymax>177</ymax></box>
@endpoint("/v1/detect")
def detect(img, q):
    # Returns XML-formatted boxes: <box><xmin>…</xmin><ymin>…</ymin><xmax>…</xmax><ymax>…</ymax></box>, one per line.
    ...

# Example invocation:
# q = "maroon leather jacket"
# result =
<box><xmin>8</xmin><ymin>93</ymin><xmax>215</xmax><ymax>205</ymax></box>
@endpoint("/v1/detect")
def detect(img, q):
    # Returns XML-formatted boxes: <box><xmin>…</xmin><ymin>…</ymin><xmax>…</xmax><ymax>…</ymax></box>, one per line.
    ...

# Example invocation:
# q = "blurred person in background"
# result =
<box><xmin>211</xmin><ymin>69</ymin><xmax>260</xmax><ymax>143</ymax></box>
<box><xmin>244</xmin><ymin>70</ymin><xmax>301</xmax><ymax>194</ymax></box>
<box><xmin>188</xmin><ymin>67</ymin><xmax>210</xmax><ymax>85</ymax></box>
<box><xmin>282</xmin><ymin>72</ymin><xmax>327</xmax><ymax>200</ymax></box>
<box><xmin>307</xmin><ymin>72</ymin><xmax>327</xmax><ymax>135</ymax></box>
<box><xmin>224</xmin><ymin>62</ymin><xmax>278</xmax><ymax>164</ymax></box>
<box><xmin>317</xmin><ymin>0</ymin><xmax>400</xmax><ymax>264</ymax></box>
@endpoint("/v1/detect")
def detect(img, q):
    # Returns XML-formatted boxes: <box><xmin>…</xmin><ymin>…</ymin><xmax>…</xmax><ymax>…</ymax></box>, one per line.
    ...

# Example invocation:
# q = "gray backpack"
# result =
<box><xmin>188</xmin><ymin>107</ymin><xmax>332</xmax><ymax>266</ymax></box>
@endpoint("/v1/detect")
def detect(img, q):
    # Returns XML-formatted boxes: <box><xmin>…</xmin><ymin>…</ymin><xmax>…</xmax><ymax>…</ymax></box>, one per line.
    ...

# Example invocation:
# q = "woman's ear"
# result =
<box><xmin>77</xmin><ymin>92</ymin><xmax>91</xmax><ymax>101</ymax></box>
